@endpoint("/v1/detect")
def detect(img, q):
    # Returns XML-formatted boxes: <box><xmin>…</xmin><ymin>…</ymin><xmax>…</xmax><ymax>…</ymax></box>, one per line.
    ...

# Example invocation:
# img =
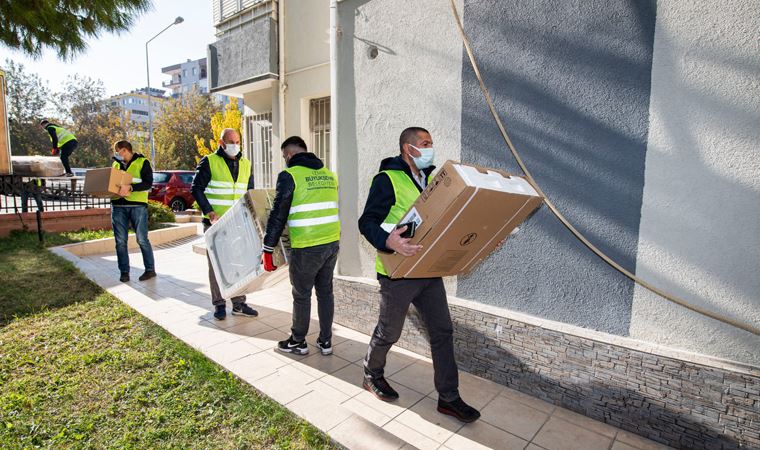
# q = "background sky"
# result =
<box><xmin>0</xmin><ymin>0</ymin><xmax>216</xmax><ymax>97</ymax></box>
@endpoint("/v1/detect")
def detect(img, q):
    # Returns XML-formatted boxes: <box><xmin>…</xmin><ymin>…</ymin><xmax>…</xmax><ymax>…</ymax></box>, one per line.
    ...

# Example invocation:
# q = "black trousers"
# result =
<box><xmin>364</xmin><ymin>276</ymin><xmax>460</xmax><ymax>402</ymax></box>
<box><xmin>59</xmin><ymin>140</ymin><xmax>77</xmax><ymax>175</ymax></box>
<box><xmin>288</xmin><ymin>241</ymin><xmax>339</xmax><ymax>342</ymax></box>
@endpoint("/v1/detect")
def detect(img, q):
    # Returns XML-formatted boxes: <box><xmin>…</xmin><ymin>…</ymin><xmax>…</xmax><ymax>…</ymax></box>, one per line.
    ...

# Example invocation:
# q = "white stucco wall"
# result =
<box><xmin>336</xmin><ymin>0</ymin><xmax>464</xmax><ymax>278</ymax></box>
<box><xmin>631</xmin><ymin>0</ymin><xmax>760</xmax><ymax>365</ymax></box>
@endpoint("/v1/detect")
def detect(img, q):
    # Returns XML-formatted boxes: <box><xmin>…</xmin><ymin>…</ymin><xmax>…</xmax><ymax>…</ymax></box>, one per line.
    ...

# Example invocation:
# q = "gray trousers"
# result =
<box><xmin>204</xmin><ymin>223</ymin><xmax>246</xmax><ymax>307</ymax></box>
<box><xmin>288</xmin><ymin>241</ymin><xmax>339</xmax><ymax>342</ymax></box>
<box><xmin>364</xmin><ymin>277</ymin><xmax>460</xmax><ymax>402</ymax></box>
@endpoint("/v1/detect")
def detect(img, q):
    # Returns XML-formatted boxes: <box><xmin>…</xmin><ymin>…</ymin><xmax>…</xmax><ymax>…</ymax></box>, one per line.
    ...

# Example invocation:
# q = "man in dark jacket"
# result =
<box><xmin>111</xmin><ymin>140</ymin><xmax>155</xmax><ymax>282</ymax></box>
<box><xmin>358</xmin><ymin>127</ymin><xmax>481</xmax><ymax>423</ymax></box>
<box><xmin>39</xmin><ymin>119</ymin><xmax>77</xmax><ymax>177</ymax></box>
<box><xmin>191</xmin><ymin>128</ymin><xmax>259</xmax><ymax>321</ymax></box>
<box><xmin>263</xmin><ymin>136</ymin><xmax>340</xmax><ymax>356</ymax></box>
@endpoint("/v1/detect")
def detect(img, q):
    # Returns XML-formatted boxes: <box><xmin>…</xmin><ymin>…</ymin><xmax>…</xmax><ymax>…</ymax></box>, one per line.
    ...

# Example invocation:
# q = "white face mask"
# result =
<box><xmin>410</xmin><ymin>144</ymin><xmax>435</xmax><ymax>170</ymax></box>
<box><xmin>223</xmin><ymin>143</ymin><xmax>240</xmax><ymax>157</ymax></box>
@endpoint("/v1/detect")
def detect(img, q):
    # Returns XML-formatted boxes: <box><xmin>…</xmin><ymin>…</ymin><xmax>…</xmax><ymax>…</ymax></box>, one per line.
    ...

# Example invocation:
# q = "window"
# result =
<box><xmin>183</xmin><ymin>69</ymin><xmax>187</xmax><ymax>77</ymax></box>
<box><xmin>192</xmin><ymin>67</ymin><xmax>197</xmax><ymax>76</ymax></box>
<box><xmin>132</xmin><ymin>110</ymin><xmax>149</xmax><ymax>116</ymax></box>
<box><xmin>246</xmin><ymin>112</ymin><xmax>274</xmax><ymax>189</ymax></box>
<box><xmin>309</xmin><ymin>97</ymin><xmax>331</xmax><ymax>166</ymax></box>
<box><xmin>179</xmin><ymin>174</ymin><xmax>195</xmax><ymax>184</ymax></box>
<box><xmin>153</xmin><ymin>172</ymin><xmax>171</xmax><ymax>183</ymax></box>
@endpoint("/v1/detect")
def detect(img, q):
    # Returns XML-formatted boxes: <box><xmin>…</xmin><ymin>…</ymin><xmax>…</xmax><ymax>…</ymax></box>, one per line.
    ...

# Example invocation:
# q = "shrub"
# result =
<box><xmin>147</xmin><ymin>200</ymin><xmax>175</xmax><ymax>227</ymax></box>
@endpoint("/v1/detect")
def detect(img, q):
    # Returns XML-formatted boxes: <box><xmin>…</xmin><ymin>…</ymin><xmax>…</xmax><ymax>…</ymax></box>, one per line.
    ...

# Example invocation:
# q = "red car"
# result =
<box><xmin>149</xmin><ymin>170</ymin><xmax>195</xmax><ymax>211</ymax></box>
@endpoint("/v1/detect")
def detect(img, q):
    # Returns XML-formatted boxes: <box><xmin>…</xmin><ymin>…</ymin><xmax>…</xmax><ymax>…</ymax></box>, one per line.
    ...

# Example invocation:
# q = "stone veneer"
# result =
<box><xmin>333</xmin><ymin>277</ymin><xmax>760</xmax><ymax>450</ymax></box>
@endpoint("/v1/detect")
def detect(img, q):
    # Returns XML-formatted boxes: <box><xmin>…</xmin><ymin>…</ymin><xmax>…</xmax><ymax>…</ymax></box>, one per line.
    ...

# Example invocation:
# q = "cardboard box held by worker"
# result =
<box><xmin>83</xmin><ymin>167</ymin><xmax>134</xmax><ymax>197</ymax></box>
<box><xmin>205</xmin><ymin>189</ymin><xmax>289</xmax><ymax>299</ymax></box>
<box><xmin>11</xmin><ymin>156</ymin><xmax>65</xmax><ymax>177</ymax></box>
<box><xmin>380</xmin><ymin>160</ymin><xmax>543</xmax><ymax>279</ymax></box>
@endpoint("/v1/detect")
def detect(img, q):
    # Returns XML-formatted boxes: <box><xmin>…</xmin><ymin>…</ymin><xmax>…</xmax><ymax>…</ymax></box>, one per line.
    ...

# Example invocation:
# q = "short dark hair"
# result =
<box><xmin>399</xmin><ymin>127</ymin><xmax>430</xmax><ymax>152</ymax></box>
<box><xmin>281</xmin><ymin>135</ymin><xmax>307</xmax><ymax>151</ymax></box>
<box><xmin>39</xmin><ymin>119</ymin><xmax>49</xmax><ymax>126</ymax></box>
<box><xmin>114</xmin><ymin>140</ymin><xmax>133</xmax><ymax>152</ymax></box>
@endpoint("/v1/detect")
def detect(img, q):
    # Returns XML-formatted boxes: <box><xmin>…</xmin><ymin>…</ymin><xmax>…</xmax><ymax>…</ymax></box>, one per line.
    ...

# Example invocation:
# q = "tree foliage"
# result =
<box><xmin>195</xmin><ymin>99</ymin><xmax>243</xmax><ymax>162</ymax></box>
<box><xmin>3</xmin><ymin>59</ymin><xmax>52</xmax><ymax>155</ymax></box>
<box><xmin>153</xmin><ymin>89</ymin><xmax>218</xmax><ymax>170</ymax></box>
<box><xmin>0</xmin><ymin>0</ymin><xmax>152</xmax><ymax>59</ymax></box>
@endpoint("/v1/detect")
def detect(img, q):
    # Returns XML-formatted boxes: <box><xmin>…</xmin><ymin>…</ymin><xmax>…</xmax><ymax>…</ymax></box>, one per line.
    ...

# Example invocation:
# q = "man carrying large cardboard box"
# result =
<box><xmin>358</xmin><ymin>127</ymin><xmax>480</xmax><ymax>423</ymax></box>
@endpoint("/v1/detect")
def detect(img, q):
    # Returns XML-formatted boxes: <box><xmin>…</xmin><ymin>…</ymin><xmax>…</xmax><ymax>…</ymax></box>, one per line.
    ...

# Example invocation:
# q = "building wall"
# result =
<box><xmin>630</xmin><ymin>0</ymin><xmax>760</xmax><ymax>365</ymax></box>
<box><xmin>335</xmin><ymin>0</ymin><xmax>760</xmax><ymax>366</ymax></box>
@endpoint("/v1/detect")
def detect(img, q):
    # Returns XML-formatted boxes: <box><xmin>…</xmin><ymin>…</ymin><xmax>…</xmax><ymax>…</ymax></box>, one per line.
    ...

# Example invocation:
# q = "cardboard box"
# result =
<box><xmin>11</xmin><ymin>156</ymin><xmax>65</xmax><ymax>177</ymax></box>
<box><xmin>380</xmin><ymin>160</ymin><xmax>543</xmax><ymax>279</ymax></box>
<box><xmin>205</xmin><ymin>189</ymin><xmax>290</xmax><ymax>298</ymax></box>
<box><xmin>83</xmin><ymin>167</ymin><xmax>133</xmax><ymax>197</ymax></box>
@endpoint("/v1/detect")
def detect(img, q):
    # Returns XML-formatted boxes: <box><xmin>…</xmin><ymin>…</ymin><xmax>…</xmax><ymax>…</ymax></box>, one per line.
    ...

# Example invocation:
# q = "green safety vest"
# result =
<box><xmin>46</xmin><ymin>125</ymin><xmax>76</xmax><ymax>146</ymax></box>
<box><xmin>285</xmin><ymin>165</ymin><xmax>340</xmax><ymax>249</ymax></box>
<box><xmin>112</xmin><ymin>157</ymin><xmax>149</xmax><ymax>203</ymax></box>
<box><xmin>203</xmin><ymin>153</ymin><xmax>252</xmax><ymax>218</ymax></box>
<box><xmin>375</xmin><ymin>169</ymin><xmax>431</xmax><ymax>276</ymax></box>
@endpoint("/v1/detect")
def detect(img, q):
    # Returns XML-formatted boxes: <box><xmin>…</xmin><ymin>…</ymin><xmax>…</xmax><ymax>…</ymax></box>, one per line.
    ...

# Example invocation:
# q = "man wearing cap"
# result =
<box><xmin>191</xmin><ymin>128</ymin><xmax>259</xmax><ymax>321</ymax></box>
<box><xmin>39</xmin><ymin>119</ymin><xmax>77</xmax><ymax>177</ymax></box>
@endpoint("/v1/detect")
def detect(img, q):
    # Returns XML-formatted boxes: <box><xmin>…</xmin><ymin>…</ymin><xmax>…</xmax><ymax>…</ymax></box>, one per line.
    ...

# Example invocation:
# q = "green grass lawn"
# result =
<box><xmin>0</xmin><ymin>231</ymin><xmax>336</xmax><ymax>449</ymax></box>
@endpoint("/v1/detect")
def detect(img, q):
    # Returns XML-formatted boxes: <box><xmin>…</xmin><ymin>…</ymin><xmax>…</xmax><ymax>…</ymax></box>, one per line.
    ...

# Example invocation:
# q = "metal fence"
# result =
<box><xmin>0</xmin><ymin>175</ymin><xmax>111</xmax><ymax>214</ymax></box>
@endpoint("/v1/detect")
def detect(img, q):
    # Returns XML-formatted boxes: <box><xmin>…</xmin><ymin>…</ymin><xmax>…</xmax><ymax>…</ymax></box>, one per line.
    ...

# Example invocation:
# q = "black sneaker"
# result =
<box><xmin>316</xmin><ymin>337</ymin><xmax>332</xmax><ymax>355</ymax></box>
<box><xmin>119</xmin><ymin>272</ymin><xmax>130</xmax><ymax>282</ymax></box>
<box><xmin>231</xmin><ymin>303</ymin><xmax>258</xmax><ymax>317</ymax></box>
<box><xmin>138</xmin><ymin>270</ymin><xmax>156</xmax><ymax>281</ymax></box>
<box><xmin>277</xmin><ymin>337</ymin><xmax>309</xmax><ymax>355</ymax></box>
<box><xmin>363</xmin><ymin>376</ymin><xmax>399</xmax><ymax>402</ymax></box>
<box><xmin>437</xmin><ymin>397</ymin><xmax>481</xmax><ymax>423</ymax></box>
<box><xmin>213</xmin><ymin>305</ymin><xmax>226</xmax><ymax>321</ymax></box>
<box><xmin>65</xmin><ymin>173</ymin><xmax>75</xmax><ymax>177</ymax></box>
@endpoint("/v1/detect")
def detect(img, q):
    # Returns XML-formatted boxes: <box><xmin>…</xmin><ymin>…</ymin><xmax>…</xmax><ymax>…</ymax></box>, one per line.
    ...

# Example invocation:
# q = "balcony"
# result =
<box><xmin>208</xmin><ymin>0</ymin><xmax>278</xmax><ymax>96</ymax></box>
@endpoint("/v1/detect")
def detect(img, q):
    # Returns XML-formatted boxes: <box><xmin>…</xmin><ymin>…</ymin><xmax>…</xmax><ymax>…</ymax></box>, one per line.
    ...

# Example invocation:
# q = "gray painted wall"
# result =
<box><xmin>456</xmin><ymin>0</ymin><xmax>657</xmax><ymax>335</ymax></box>
<box><xmin>631</xmin><ymin>0</ymin><xmax>760</xmax><ymax>365</ymax></box>
<box><xmin>209</xmin><ymin>16</ymin><xmax>277</xmax><ymax>90</ymax></box>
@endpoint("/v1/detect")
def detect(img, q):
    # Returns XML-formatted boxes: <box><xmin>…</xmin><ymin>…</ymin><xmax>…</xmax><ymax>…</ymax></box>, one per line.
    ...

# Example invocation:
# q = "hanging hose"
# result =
<box><xmin>448</xmin><ymin>0</ymin><xmax>760</xmax><ymax>337</ymax></box>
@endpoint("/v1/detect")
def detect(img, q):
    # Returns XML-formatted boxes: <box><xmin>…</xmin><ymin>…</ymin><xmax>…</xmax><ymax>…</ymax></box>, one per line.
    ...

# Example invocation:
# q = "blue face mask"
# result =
<box><xmin>113</xmin><ymin>153</ymin><xmax>123</xmax><ymax>162</ymax></box>
<box><xmin>410</xmin><ymin>145</ymin><xmax>435</xmax><ymax>170</ymax></box>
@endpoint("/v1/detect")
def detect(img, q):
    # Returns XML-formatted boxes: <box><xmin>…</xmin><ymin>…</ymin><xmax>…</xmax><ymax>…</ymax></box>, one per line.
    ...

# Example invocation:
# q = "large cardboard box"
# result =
<box><xmin>11</xmin><ymin>156</ymin><xmax>65</xmax><ymax>177</ymax></box>
<box><xmin>205</xmin><ymin>189</ymin><xmax>289</xmax><ymax>298</ymax></box>
<box><xmin>380</xmin><ymin>160</ymin><xmax>543</xmax><ymax>279</ymax></box>
<box><xmin>83</xmin><ymin>167</ymin><xmax>133</xmax><ymax>197</ymax></box>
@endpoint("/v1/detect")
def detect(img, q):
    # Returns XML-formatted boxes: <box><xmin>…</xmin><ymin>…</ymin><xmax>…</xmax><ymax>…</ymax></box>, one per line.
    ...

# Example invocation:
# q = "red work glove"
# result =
<box><xmin>51</xmin><ymin>147</ymin><xmax>59</xmax><ymax>156</ymax></box>
<box><xmin>262</xmin><ymin>251</ymin><xmax>277</xmax><ymax>272</ymax></box>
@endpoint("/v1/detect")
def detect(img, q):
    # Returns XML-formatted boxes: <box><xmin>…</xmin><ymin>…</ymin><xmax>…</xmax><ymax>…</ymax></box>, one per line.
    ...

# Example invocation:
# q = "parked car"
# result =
<box><xmin>149</xmin><ymin>170</ymin><xmax>195</xmax><ymax>211</ymax></box>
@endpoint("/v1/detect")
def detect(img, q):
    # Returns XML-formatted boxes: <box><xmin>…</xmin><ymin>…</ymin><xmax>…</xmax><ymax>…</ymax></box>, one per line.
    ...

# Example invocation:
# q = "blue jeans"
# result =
<box><xmin>112</xmin><ymin>205</ymin><xmax>155</xmax><ymax>274</ymax></box>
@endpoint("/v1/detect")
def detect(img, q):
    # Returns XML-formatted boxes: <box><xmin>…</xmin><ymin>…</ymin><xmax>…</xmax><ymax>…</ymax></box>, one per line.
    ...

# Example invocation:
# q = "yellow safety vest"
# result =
<box><xmin>46</xmin><ymin>125</ymin><xmax>76</xmax><ymax>146</ymax></box>
<box><xmin>285</xmin><ymin>165</ymin><xmax>340</xmax><ymax>249</ymax></box>
<box><xmin>203</xmin><ymin>153</ymin><xmax>252</xmax><ymax>218</ymax></box>
<box><xmin>375</xmin><ymin>169</ymin><xmax>431</xmax><ymax>276</ymax></box>
<box><xmin>112</xmin><ymin>157</ymin><xmax>149</xmax><ymax>203</ymax></box>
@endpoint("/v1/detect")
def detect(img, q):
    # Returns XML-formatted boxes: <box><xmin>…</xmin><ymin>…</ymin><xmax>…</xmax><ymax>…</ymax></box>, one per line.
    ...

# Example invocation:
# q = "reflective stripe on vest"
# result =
<box><xmin>47</xmin><ymin>125</ymin><xmax>76</xmax><ymax>146</ymax></box>
<box><xmin>285</xmin><ymin>165</ymin><xmax>340</xmax><ymax>249</ymax></box>
<box><xmin>111</xmin><ymin>157</ymin><xmax>149</xmax><ymax>203</ymax></box>
<box><xmin>203</xmin><ymin>153</ymin><xmax>251</xmax><ymax>218</ymax></box>
<box><xmin>375</xmin><ymin>169</ymin><xmax>431</xmax><ymax>276</ymax></box>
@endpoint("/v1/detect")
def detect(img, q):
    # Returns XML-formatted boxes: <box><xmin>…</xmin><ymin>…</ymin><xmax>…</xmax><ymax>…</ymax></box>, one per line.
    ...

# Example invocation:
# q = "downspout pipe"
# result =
<box><xmin>329</xmin><ymin>0</ymin><xmax>338</xmax><ymax>174</ymax></box>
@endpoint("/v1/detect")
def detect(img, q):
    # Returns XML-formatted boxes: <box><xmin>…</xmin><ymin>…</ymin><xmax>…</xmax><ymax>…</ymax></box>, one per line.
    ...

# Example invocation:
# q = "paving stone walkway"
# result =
<box><xmin>52</xmin><ymin>234</ymin><xmax>673</xmax><ymax>450</ymax></box>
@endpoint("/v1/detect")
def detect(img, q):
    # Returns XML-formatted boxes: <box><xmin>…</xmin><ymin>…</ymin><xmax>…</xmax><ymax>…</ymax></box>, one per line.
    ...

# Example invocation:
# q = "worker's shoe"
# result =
<box><xmin>213</xmin><ymin>305</ymin><xmax>226</xmax><ymax>321</ymax></box>
<box><xmin>277</xmin><ymin>337</ymin><xmax>309</xmax><ymax>355</ymax></box>
<box><xmin>363</xmin><ymin>376</ymin><xmax>399</xmax><ymax>402</ymax></box>
<box><xmin>65</xmin><ymin>173</ymin><xmax>74</xmax><ymax>177</ymax></box>
<box><xmin>316</xmin><ymin>337</ymin><xmax>332</xmax><ymax>355</ymax></box>
<box><xmin>437</xmin><ymin>397</ymin><xmax>481</xmax><ymax>423</ymax></box>
<box><xmin>232</xmin><ymin>303</ymin><xmax>258</xmax><ymax>317</ymax></box>
<box><xmin>119</xmin><ymin>272</ymin><xmax>130</xmax><ymax>282</ymax></box>
<box><xmin>138</xmin><ymin>270</ymin><xmax>156</xmax><ymax>281</ymax></box>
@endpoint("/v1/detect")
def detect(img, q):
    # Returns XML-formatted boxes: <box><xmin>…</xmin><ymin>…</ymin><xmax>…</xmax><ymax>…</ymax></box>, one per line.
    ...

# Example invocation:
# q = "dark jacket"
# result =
<box><xmin>358</xmin><ymin>155</ymin><xmax>435</xmax><ymax>254</ymax></box>
<box><xmin>263</xmin><ymin>152</ymin><xmax>325</xmax><ymax>252</ymax></box>
<box><xmin>191</xmin><ymin>147</ymin><xmax>255</xmax><ymax>223</ymax></box>
<box><xmin>111</xmin><ymin>153</ymin><xmax>153</xmax><ymax>206</ymax></box>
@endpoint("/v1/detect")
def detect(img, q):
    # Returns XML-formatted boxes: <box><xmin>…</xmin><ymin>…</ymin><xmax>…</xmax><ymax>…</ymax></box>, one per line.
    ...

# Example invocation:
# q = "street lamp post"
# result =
<box><xmin>145</xmin><ymin>16</ymin><xmax>184</xmax><ymax>166</ymax></box>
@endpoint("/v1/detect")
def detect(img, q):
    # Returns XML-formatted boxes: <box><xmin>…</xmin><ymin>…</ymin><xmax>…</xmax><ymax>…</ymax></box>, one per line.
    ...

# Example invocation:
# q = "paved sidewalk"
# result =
<box><xmin>52</xmin><ymin>235</ymin><xmax>672</xmax><ymax>450</ymax></box>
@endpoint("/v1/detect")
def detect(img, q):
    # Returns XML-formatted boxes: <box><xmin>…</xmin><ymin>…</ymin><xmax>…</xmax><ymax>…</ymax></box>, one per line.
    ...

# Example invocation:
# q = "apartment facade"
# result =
<box><xmin>161</xmin><ymin>58</ymin><xmax>209</xmax><ymax>97</ymax></box>
<box><xmin>108</xmin><ymin>87</ymin><xmax>166</xmax><ymax>124</ymax></box>
<box><xmin>207</xmin><ymin>0</ymin><xmax>331</xmax><ymax>189</ymax></box>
